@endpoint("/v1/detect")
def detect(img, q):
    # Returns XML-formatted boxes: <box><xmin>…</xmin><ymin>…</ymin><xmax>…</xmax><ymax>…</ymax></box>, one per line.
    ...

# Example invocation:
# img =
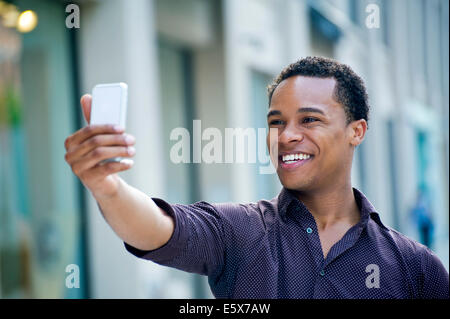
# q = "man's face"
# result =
<box><xmin>266</xmin><ymin>75</ymin><xmax>360</xmax><ymax>192</ymax></box>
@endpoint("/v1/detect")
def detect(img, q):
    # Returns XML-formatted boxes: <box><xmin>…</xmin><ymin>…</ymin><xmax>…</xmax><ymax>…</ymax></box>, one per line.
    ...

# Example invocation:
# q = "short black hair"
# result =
<box><xmin>268</xmin><ymin>56</ymin><xmax>370</xmax><ymax>127</ymax></box>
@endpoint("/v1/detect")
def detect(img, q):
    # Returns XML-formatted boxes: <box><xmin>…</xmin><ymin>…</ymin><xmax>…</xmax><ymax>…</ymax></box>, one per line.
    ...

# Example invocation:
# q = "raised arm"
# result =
<box><xmin>64</xmin><ymin>94</ymin><xmax>174</xmax><ymax>251</ymax></box>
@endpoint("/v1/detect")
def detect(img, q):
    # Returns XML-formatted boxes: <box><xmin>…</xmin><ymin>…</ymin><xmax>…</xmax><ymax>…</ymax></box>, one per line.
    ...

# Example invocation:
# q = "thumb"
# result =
<box><xmin>80</xmin><ymin>94</ymin><xmax>92</xmax><ymax>125</ymax></box>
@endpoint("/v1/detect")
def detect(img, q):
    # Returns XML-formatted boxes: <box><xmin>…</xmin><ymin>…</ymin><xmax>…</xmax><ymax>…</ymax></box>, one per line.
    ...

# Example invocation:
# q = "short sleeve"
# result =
<box><xmin>420</xmin><ymin>247</ymin><xmax>449</xmax><ymax>299</ymax></box>
<box><xmin>124</xmin><ymin>198</ymin><xmax>229</xmax><ymax>278</ymax></box>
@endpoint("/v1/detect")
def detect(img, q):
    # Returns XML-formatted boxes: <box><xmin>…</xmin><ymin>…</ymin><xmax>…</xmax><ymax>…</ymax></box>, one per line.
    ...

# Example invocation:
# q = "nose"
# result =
<box><xmin>278</xmin><ymin>123</ymin><xmax>304</xmax><ymax>146</ymax></box>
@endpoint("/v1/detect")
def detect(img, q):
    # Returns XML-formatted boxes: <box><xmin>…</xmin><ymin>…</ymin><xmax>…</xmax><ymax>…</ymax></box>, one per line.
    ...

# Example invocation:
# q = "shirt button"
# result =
<box><xmin>306</xmin><ymin>227</ymin><xmax>313</xmax><ymax>234</ymax></box>
<box><xmin>320</xmin><ymin>270</ymin><xmax>325</xmax><ymax>276</ymax></box>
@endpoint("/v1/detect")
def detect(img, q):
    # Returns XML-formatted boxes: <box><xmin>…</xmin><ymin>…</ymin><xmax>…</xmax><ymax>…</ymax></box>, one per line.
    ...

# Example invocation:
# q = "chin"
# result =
<box><xmin>279</xmin><ymin>176</ymin><xmax>312</xmax><ymax>192</ymax></box>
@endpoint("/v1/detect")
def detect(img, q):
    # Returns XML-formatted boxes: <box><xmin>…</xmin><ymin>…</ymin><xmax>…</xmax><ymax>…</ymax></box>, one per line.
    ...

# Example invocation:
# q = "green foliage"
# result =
<box><xmin>1</xmin><ymin>86</ymin><xmax>22</xmax><ymax>128</ymax></box>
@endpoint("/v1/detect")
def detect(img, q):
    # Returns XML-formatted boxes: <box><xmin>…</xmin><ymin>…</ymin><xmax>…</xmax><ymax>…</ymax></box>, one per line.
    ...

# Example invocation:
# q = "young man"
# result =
<box><xmin>64</xmin><ymin>56</ymin><xmax>449</xmax><ymax>298</ymax></box>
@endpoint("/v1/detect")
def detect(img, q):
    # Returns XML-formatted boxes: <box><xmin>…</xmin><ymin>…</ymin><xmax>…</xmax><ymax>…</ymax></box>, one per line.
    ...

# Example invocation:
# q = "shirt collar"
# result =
<box><xmin>277</xmin><ymin>187</ymin><xmax>388</xmax><ymax>230</ymax></box>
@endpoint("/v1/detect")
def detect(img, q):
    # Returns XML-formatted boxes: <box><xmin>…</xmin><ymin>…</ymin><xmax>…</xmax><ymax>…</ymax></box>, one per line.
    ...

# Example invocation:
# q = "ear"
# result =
<box><xmin>347</xmin><ymin>119</ymin><xmax>367</xmax><ymax>147</ymax></box>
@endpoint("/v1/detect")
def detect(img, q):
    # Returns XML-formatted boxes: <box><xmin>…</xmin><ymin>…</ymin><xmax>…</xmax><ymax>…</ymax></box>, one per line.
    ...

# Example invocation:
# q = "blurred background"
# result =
<box><xmin>0</xmin><ymin>0</ymin><xmax>448</xmax><ymax>298</ymax></box>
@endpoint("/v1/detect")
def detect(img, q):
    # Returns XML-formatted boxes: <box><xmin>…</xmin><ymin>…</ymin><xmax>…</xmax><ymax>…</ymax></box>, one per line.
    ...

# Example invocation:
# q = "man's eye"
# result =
<box><xmin>269</xmin><ymin>120</ymin><xmax>284</xmax><ymax>125</ymax></box>
<box><xmin>303</xmin><ymin>117</ymin><xmax>318</xmax><ymax>124</ymax></box>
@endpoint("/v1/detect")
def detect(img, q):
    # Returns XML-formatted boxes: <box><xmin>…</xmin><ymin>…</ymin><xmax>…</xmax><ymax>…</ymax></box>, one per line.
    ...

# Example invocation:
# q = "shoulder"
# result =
<box><xmin>376</xmin><ymin>225</ymin><xmax>449</xmax><ymax>298</ymax></box>
<box><xmin>386</xmin><ymin>226</ymin><xmax>429</xmax><ymax>256</ymax></box>
<box><xmin>365</xmin><ymin>214</ymin><xmax>429</xmax><ymax>258</ymax></box>
<box><xmin>379</xmin><ymin>225</ymin><xmax>431</xmax><ymax>269</ymax></box>
<box><xmin>366</xmin><ymin>221</ymin><xmax>425</xmax><ymax>279</ymax></box>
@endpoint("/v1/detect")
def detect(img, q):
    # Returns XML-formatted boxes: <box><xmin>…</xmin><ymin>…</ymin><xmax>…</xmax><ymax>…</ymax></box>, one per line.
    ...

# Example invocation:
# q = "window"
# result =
<box><xmin>158</xmin><ymin>40</ymin><xmax>199</xmax><ymax>205</ymax></box>
<box><xmin>349</xmin><ymin>0</ymin><xmax>359</xmax><ymax>25</ymax></box>
<box><xmin>157</xmin><ymin>39</ymin><xmax>211</xmax><ymax>298</ymax></box>
<box><xmin>309</xmin><ymin>6</ymin><xmax>341</xmax><ymax>58</ymax></box>
<box><xmin>379</xmin><ymin>0</ymin><xmax>391</xmax><ymax>47</ymax></box>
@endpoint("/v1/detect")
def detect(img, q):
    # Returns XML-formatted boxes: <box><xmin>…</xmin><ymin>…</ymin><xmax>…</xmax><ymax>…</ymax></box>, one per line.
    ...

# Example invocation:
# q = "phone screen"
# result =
<box><xmin>91</xmin><ymin>83</ymin><xmax>127</xmax><ymax>127</ymax></box>
<box><xmin>90</xmin><ymin>83</ymin><xmax>128</xmax><ymax>164</ymax></box>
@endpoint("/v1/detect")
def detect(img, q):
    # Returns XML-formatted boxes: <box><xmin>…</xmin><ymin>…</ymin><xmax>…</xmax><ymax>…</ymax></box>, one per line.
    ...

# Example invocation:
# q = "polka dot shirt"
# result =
<box><xmin>124</xmin><ymin>187</ymin><xmax>449</xmax><ymax>299</ymax></box>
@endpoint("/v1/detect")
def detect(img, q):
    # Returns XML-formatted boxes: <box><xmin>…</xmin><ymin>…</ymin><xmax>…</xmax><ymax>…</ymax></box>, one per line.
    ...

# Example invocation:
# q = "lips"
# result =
<box><xmin>278</xmin><ymin>152</ymin><xmax>314</xmax><ymax>170</ymax></box>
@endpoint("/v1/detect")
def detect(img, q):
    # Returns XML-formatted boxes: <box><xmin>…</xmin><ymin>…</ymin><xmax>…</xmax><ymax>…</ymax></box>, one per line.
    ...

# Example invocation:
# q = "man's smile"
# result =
<box><xmin>278</xmin><ymin>152</ymin><xmax>314</xmax><ymax>170</ymax></box>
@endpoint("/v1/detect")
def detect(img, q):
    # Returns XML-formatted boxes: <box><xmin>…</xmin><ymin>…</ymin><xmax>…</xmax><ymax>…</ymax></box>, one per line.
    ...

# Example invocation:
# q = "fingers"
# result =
<box><xmin>64</xmin><ymin>124</ymin><xmax>124</xmax><ymax>152</ymax></box>
<box><xmin>81</xmin><ymin>94</ymin><xmax>92</xmax><ymax>124</ymax></box>
<box><xmin>70</xmin><ymin>145</ymin><xmax>135</xmax><ymax>176</ymax></box>
<box><xmin>81</xmin><ymin>159</ymin><xmax>134</xmax><ymax>181</ymax></box>
<box><xmin>65</xmin><ymin>133</ymin><xmax>135</xmax><ymax>164</ymax></box>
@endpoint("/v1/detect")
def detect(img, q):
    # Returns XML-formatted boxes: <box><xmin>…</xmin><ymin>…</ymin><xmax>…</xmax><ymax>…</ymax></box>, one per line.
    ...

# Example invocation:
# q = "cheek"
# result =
<box><xmin>317</xmin><ymin>130</ymin><xmax>346</xmax><ymax>160</ymax></box>
<box><xmin>324</xmin><ymin>131</ymin><xmax>349</xmax><ymax>163</ymax></box>
<box><xmin>333</xmin><ymin>127</ymin><xmax>346</xmax><ymax>141</ymax></box>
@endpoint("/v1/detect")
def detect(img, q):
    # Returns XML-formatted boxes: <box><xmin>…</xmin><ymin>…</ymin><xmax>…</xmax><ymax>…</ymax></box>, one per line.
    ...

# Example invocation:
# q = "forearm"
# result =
<box><xmin>94</xmin><ymin>176</ymin><xmax>174</xmax><ymax>251</ymax></box>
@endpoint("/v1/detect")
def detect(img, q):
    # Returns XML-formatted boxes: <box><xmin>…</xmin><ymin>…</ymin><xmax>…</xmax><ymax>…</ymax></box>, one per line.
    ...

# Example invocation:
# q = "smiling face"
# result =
<box><xmin>267</xmin><ymin>75</ymin><xmax>366</xmax><ymax>192</ymax></box>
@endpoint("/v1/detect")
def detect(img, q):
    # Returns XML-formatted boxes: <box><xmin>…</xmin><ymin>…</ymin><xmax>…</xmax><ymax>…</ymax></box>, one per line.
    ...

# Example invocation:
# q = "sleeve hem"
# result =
<box><xmin>124</xmin><ymin>197</ymin><xmax>187</xmax><ymax>262</ymax></box>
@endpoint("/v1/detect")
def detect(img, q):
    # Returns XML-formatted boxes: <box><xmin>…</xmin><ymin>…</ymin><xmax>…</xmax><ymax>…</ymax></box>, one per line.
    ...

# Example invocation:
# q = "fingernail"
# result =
<box><xmin>125</xmin><ymin>135</ymin><xmax>135</xmax><ymax>144</ymax></box>
<box><xmin>127</xmin><ymin>146</ymin><xmax>136</xmax><ymax>155</ymax></box>
<box><xmin>113</xmin><ymin>125</ymin><xmax>124</xmax><ymax>132</ymax></box>
<box><xmin>120</xmin><ymin>159</ymin><xmax>134</xmax><ymax>166</ymax></box>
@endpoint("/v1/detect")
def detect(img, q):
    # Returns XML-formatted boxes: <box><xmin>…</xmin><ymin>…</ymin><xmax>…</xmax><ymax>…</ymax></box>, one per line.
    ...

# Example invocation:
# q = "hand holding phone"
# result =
<box><xmin>64</xmin><ymin>83</ymin><xmax>135</xmax><ymax>199</ymax></box>
<box><xmin>91</xmin><ymin>82</ymin><xmax>128</xmax><ymax>164</ymax></box>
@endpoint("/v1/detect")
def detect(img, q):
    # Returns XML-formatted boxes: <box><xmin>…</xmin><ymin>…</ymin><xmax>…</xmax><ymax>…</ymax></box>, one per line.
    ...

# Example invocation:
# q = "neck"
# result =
<box><xmin>293</xmin><ymin>182</ymin><xmax>360</xmax><ymax>230</ymax></box>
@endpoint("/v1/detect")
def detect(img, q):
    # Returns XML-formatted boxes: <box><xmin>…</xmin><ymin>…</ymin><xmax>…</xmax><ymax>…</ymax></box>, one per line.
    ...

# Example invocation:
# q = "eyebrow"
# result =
<box><xmin>267</xmin><ymin>107</ymin><xmax>326</xmax><ymax>118</ymax></box>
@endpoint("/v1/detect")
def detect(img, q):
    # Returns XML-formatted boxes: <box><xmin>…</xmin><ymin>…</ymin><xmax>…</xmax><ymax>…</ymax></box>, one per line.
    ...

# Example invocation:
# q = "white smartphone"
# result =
<box><xmin>90</xmin><ymin>82</ymin><xmax>128</xmax><ymax>164</ymax></box>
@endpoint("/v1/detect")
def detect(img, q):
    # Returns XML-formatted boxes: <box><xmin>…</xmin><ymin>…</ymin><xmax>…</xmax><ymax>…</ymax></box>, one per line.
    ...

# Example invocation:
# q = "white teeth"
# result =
<box><xmin>282</xmin><ymin>153</ymin><xmax>311</xmax><ymax>162</ymax></box>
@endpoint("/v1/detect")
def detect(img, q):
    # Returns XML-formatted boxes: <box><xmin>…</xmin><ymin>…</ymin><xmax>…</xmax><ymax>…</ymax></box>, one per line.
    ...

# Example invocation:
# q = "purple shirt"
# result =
<box><xmin>124</xmin><ymin>187</ymin><xmax>449</xmax><ymax>299</ymax></box>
